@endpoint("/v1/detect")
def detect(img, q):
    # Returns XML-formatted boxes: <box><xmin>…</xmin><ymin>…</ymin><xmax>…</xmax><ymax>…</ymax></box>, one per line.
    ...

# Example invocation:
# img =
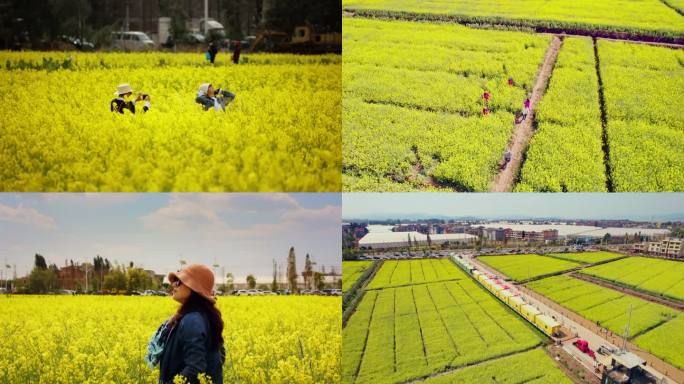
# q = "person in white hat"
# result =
<box><xmin>195</xmin><ymin>83</ymin><xmax>235</xmax><ymax>112</ymax></box>
<box><xmin>110</xmin><ymin>83</ymin><xmax>151</xmax><ymax>114</ymax></box>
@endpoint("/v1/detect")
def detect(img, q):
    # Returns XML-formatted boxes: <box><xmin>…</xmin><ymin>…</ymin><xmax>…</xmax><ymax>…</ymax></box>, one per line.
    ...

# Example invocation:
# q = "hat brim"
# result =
<box><xmin>167</xmin><ymin>270</ymin><xmax>216</xmax><ymax>303</ymax></box>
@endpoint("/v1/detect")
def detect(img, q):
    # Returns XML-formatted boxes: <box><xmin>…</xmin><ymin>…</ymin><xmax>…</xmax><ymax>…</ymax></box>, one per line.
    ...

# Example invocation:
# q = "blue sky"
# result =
<box><xmin>0</xmin><ymin>193</ymin><xmax>341</xmax><ymax>282</ymax></box>
<box><xmin>343</xmin><ymin>193</ymin><xmax>684</xmax><ymax>220</ymax></box>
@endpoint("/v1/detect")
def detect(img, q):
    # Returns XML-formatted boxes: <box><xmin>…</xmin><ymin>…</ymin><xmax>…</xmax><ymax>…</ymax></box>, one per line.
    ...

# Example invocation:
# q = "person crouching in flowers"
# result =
<box><xmin>146</xmin><ymin>264</ymin><xmax>225</xmax><ymax>384</ymax></box>
<box><xmin>195</xmin><ymin>83</ymin><xmax>235</xmax><ymax>112</ymax></box>
<box><xmin>110</xmin><ymin>83</ymin><xmax>151</xmax><ymax>114</ymax></box>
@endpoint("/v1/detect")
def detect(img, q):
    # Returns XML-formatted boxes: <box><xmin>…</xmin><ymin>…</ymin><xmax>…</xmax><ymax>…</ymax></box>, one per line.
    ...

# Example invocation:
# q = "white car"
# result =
<box><xmin>236</xmin><ymin>289</ymin><xmax>263</xmax><ymax>296</ymax></box>
<box><xmin>111</xmin><ymin>31</ymin><xmax>155</xmax><ymax>51</ymax></box>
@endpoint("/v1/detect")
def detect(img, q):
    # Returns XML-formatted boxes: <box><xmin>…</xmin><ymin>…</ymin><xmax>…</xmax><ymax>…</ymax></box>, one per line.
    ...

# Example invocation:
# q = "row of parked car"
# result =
<box><xmin>359</xmin><ymin>251</ymin><xmax>452</xmax><ymax>261</ymax></box>
<box><xmin>233</xmin><ymin>289</ymin><xmax>342</xmax><ymax>296</ymax></box>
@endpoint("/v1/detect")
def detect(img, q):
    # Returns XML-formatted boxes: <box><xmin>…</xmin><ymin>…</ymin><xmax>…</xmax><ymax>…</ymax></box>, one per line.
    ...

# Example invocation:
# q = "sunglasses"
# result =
<box><xmin>171</xmin><ymin>280</ymin><xmax>183</xmax><ymax>288</ymax></box>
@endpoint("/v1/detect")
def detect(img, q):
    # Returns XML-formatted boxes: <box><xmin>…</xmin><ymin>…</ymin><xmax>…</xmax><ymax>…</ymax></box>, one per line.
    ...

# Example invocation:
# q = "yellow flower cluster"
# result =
<box><xmin>0</xmin><ymin>295</ymin><xmax>341</xmax><ymax>384</ymax></box>
<box><xmin>0</xmin><ymin>52</ymin><xmax>341</xmax><ymax>191</ymax></box>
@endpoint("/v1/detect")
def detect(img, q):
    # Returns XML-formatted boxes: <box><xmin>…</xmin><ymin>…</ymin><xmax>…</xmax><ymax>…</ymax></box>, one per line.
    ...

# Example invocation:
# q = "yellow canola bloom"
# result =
<box><xmin>0</xmin><ymin>52</ymin><xmax>341</xmax><ymax>192</ymax></box>
<box><xmin>0</xmin><ymin>295</ymin><xmax>341</xmax><ymax>384</ymax></box>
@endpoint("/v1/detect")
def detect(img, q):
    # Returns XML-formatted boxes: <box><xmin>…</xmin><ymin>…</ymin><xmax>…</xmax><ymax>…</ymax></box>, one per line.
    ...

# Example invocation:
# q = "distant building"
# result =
<box><xmin>57</xmin><ymin>264</ymin><xmax>87</xmax><ymax>291</ymax></box>
<box><xmin>633</xmin><ymin>237</ymin><xmax>683</xmax><ymax>258</ymax></box>
<box><xmin>359</xmin><ymin>231</ymin><xmax>476</xmax><ymax>249</ymax></box>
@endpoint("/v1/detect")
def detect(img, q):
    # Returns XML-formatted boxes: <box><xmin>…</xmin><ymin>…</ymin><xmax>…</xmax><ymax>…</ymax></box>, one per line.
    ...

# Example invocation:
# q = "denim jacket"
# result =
<box><xmin>158</xmin><ymin>311</ymin><xmax>225</xmax><ymax>384</ymax></box>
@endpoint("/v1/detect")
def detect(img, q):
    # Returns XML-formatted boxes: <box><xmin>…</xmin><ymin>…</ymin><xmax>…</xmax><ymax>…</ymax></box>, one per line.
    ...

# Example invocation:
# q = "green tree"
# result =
<box><xmin>103</xmin><ymin>267</ymin><xmax>127</xmax><ymax>293</ymax></box>
<box><xmin>246</xmin><ymin>274</ymin><xmax>256</xmax><ymax>289</ymax></box>
<box><xmin>313</xmin><ymin>271</ymin><xmax>324</xmax><ymax>291</ymax></box>
<box><xmin>224</xmin><ymin>273</ymin><xmax>234</xmax><ymax>293</ymax></box>
<box><xmin>34</xmin><ymin>254</ymin><xmax>47</xmax><ymax>270</ymax></box>
<box><xmin>127</xmin><ymin>268</ymin><xmax>152</xmax><ymax>292</ymax></box>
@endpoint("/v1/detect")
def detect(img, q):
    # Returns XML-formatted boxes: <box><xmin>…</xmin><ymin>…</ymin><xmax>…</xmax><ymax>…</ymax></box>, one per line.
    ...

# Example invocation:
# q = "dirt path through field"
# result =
<box><xmin>570</xmin><ymin>272</ymin><xmax>684</xmax><ymax>312</ymax></box>
<box><xmin>489</xmin><ymin>36</ymin><xmax>562</xmax><ymax>192</ymax></box>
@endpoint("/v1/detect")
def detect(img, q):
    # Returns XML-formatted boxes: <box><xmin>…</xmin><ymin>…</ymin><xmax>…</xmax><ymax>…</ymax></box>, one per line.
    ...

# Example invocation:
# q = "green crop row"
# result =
<box><xmin>343</xmin><ymin>18</ymin><xmax>551</xmax><ymax>191</ymax></box>
<box><xmin>478</xmin><ymin>254</ymin><xmax>581</xmax><ymax>281</ymax></box>
<box><xmin>420</xmin><ymin>348</ymin><xmax>572</xmax><ymax>384</ymax></box>
<box><xmin>634</xmin><ymin>315</ymin><xmax>684</xmax><ymax>371</ymax></box>
<box><xmin>343</xmin><ymin>261</ymin><xmax>374</xmax><ymax>292</ymax></box>
<box><xmin>516</xmin><ymin>37</ymin><xmax>606</xmax><ymax>191</ymax></box>
<box><xmin>598</xmin><ymin>40</ymin><xmax>684</xmax><ymax>191</ymax></box>
<box><xmin>342</xmin><ymin>0</ymin><xmax>684</xmax><ymax>39</ymax></box>
<box><xmin>344</xmin><ymin>279</ymin><xmax>543</xmax><ymax>383</ymax></box>
<box><xmin>580</xmin><ymin>257</ymin><xmax>684</xmax><ymax>302</ymax></box>
<box><xmin>546</xmin><ymin>251</ymin><xmax>623</xmax><ymax>264</ymax></box>
<box><xmin>366</xmin><ymin>259</ymin><xmax>464</xmax><ymax>290</ymax></box>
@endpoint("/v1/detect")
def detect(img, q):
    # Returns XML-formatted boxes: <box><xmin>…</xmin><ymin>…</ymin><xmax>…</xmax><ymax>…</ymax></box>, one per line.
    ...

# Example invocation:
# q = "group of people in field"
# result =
<box><xmin>110</xmin><ymin>83</ymin><xmax>236</xmax><ymax>114</ymax></box>
<box><xmin>481</xmin><ymin>77</ymin><xmax>530</xmax><ymax>121</ymax></box>
<box><xmin>480</xmin><ymin>77</ymin><xmax>532</xmax><ymax>170</ymax></box>
<box><xmin>110</xmin><ymin>42</ymin><xmax>241</xmax><ymax>114</ymax></box>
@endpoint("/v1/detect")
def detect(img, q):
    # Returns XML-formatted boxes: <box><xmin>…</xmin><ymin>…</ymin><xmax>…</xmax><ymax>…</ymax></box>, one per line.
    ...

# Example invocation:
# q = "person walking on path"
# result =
<box><xmin>483</xmin><ymin>91</ymin><xmax>490</xmax><ymax>103</ymax></box>
<box><xmin>232</xmin><ymin>40</ymin><xmax>241</xmax><ymax>64</ymax></box>
<box><xmin>110</xmin><ymin>84</ymin><xmax>150</xmax><ymax>114</ymax></box>
<box><xmin>508</xmin><ymin>78</ymin><xmax>514</xmax><ymax>87</ymax></box>
<box><xmin>146</xmin><ymin>264</ymin><xmax>225</xmax><ymax>384</ymax></box>
<box><xmin>522</xmin><ymin>97</ymin><xmax>531</xmax><ymax>121</ymax></box>
<box><xmin>195</xmin><ymin>83</ymin><xmax>236</xmax><ymax>112</ymax></box>
<box><xmin>207</xmin><ymin>42</ymin><xmax>219</xmax><ymax>64</ymax></box>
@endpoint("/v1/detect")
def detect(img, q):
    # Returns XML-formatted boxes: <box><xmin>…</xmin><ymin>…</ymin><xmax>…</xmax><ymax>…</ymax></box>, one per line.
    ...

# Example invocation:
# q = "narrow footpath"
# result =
<box><xmin>489</xmin><ymin>36</ymin><xmax>562</xmax><ymax>192</ymax></box>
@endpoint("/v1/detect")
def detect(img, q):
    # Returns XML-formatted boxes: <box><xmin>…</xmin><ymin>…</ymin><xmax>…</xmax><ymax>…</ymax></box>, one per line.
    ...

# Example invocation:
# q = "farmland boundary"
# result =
<box><xmin>352</xmin><ymin>292</ymin><xmax>379</xmax><ymax>382</ymax></box>
<box><xmin>343</xmin><ymin>260</ymin><xmax>383</xmax><ymax>327</ymax></box>
<box><xmin>400</xmin><ymin>345</ymin><xmax>542</xmax><ymax>384</ymax></box>
<box><xmin>343</xmin><ymin>9</ymin><xmax>684</xmax><ymax>46</ymax></box>
<box><xmin>490</xmin><ymin>36</ymin><xmax>562</xmax><ymax>192</ymax></box>
<box><xmin>593</xmin><ymin>37</ymin><xmax>614</xmax><ymax>192</ymax></box>
<box><xmin>570</xmin><ymin>272</ymin><xmax>684</xmax><ymax>311</ymax></box>
<box><xmin>660</xmin><ymin>0</ymin><xmax>684</xmax><ymax>17</ymax></box>
<box><xmin>365</xmin><ymin>277</ymin><xmax>463</xmax><ymax>291</ymax></box>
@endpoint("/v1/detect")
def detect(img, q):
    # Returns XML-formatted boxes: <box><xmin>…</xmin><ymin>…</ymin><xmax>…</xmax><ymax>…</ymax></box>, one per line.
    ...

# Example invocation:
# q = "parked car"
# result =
<box><xmin>60</xmin><ymin>35</ymin><xmax>95</xmax><ymax>51</ymax></box>
<box><xmin>111</xmin><ymin>31</ymin><xmax>155</xmax><ymax>51</ymax></box>
<box><xmin>58</xmin><ymin>289</ymin><xmax>76</xmax><ymax>295</ymax></box>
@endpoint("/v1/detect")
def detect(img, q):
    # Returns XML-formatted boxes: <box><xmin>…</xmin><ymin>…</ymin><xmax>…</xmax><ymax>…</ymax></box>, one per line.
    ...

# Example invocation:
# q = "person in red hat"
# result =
<box><xmin>146</xmin><ymin>264</ymin><xmax>225</xmax><ymax>384</ymax></box>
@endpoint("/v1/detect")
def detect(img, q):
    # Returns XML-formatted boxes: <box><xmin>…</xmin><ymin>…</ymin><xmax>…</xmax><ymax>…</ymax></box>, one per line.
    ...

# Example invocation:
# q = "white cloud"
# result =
<box><xmin>0</xmin><ymin>203</ymin><xmax>56</xmax><ymax>229</ymax></box>
<box><xmin>141</xmin><ymin>194</ymin><xmax>340</xmax><ymax>237</ymax></box>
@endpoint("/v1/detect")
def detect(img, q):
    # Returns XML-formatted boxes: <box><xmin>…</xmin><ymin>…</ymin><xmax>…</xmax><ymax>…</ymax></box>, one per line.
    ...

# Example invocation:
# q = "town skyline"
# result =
<box><xmin>343</xmin><ymin>193</ymin><xmax>684</xmax><ymax>221</ymax></box>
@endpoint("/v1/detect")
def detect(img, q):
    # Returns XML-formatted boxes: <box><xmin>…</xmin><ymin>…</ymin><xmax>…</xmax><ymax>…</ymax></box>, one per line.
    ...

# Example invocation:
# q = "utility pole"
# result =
<box><xmin>622</xmin><ymin>304</ymin><xmax>633</xmax><ymax>352</ymax></box>
<box><xmin>204</xmin><ymin>0</ymin><xmax>209</xmax><ymax>34</ymax></box>
<box><xmin>84</xmin><ymin>261</ymin><xmax>88</xmax><ymax>294</ymax></box>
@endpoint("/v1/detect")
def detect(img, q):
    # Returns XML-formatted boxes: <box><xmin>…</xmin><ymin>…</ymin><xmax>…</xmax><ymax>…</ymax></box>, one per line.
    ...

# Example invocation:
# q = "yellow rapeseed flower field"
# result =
<box><xmin>0</xmin><ymin>52</ymin><xmax>341</xmax><ymax>192</ymax></box>
<box><xmin>0</xmin><ymin>295</ymin><xmax>341</xmax><ymax>384</ymax></box>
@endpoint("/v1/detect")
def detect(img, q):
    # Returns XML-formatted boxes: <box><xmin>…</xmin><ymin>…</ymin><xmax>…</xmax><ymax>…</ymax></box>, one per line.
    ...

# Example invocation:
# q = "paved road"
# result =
<box><xmin>464</xmin><ymin>254</ymin><xmax>679</xmax><ymax>384</ymax></box>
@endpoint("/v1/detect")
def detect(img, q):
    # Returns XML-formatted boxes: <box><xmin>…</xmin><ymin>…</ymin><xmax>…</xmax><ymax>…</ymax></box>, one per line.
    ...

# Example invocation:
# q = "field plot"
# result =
<box><xmin>343</xmin><ymin>261</ymin><xmax>374</xmax><ymax>292</ymax></box>
<box><xmin>634</xmin><ymin>315</ymin><xmax>684</xmax><ymax>370</ymax></box>
<box><xmin>420</xmin><ymin>348</ymin><xmax>572</xmax><ymax>384</ymax></box>
<box><xmin>546</xmin><ymin>251</ymin><xmax>623</xmax><ymax>264</ymax></box>
<box><xmin>366</xmin><ymin>259</ymin><xmax>463</xmax><ymax>290</ymax></box>
<box><xmin>342</xmin><ymin>0</ymin><xmax>684</xmax><ymax>39</ymax></box>
<box><xmin>527</xmin><ymin>275</ymin><xmax>683</xmax><ymax>369</ymax></box>
<box><xmin>598</xmin><ymin>41</ymin><xmax>684</xmax><ymax>191</ymax></box>
<box><xmin>343</xmin><ymin>18</ymin><xmax>551</xmax><ymax>191</ymax></box>
<box><xmin>516</xmin><ymin>37</ymin><xmax>606</xmax><ymax>192</ymax></box>
<box><xmin>0</xmin><ymin>295</ymin><xmax>341</xmax><ymax>384</ymax></box>
<box><xmin>478</xmin><ymin>254</ymin><xmax>580</xmax><ymax>281</ymax></box>
<box><xmin>343</xmin><ymin>278</ymin><xmax>544</xmax><ymax>383</ymax></box>
<box><xmin>580</xmin><ymin>257</ymin><xmax>684</xmax><ymax>302</ymax></box>
<box><xmin>0</xmin><ymin>52</ymin><xmax>341</xmax><ymax>192</ymax></box>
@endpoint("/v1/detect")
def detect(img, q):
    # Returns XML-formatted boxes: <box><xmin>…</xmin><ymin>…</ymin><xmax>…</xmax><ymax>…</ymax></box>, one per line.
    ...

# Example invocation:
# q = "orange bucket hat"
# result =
<box><xmin>168</xmin><ymin>264</ymin><xmax>216</xmax><ymax>303</ymax></box>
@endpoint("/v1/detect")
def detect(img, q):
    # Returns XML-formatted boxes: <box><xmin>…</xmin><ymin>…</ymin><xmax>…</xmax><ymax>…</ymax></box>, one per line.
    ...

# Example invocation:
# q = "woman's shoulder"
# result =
<box><xmin>179</xmin><ymin>311</ymin><xmax>208</xmax><ymax>329</ymax></box>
